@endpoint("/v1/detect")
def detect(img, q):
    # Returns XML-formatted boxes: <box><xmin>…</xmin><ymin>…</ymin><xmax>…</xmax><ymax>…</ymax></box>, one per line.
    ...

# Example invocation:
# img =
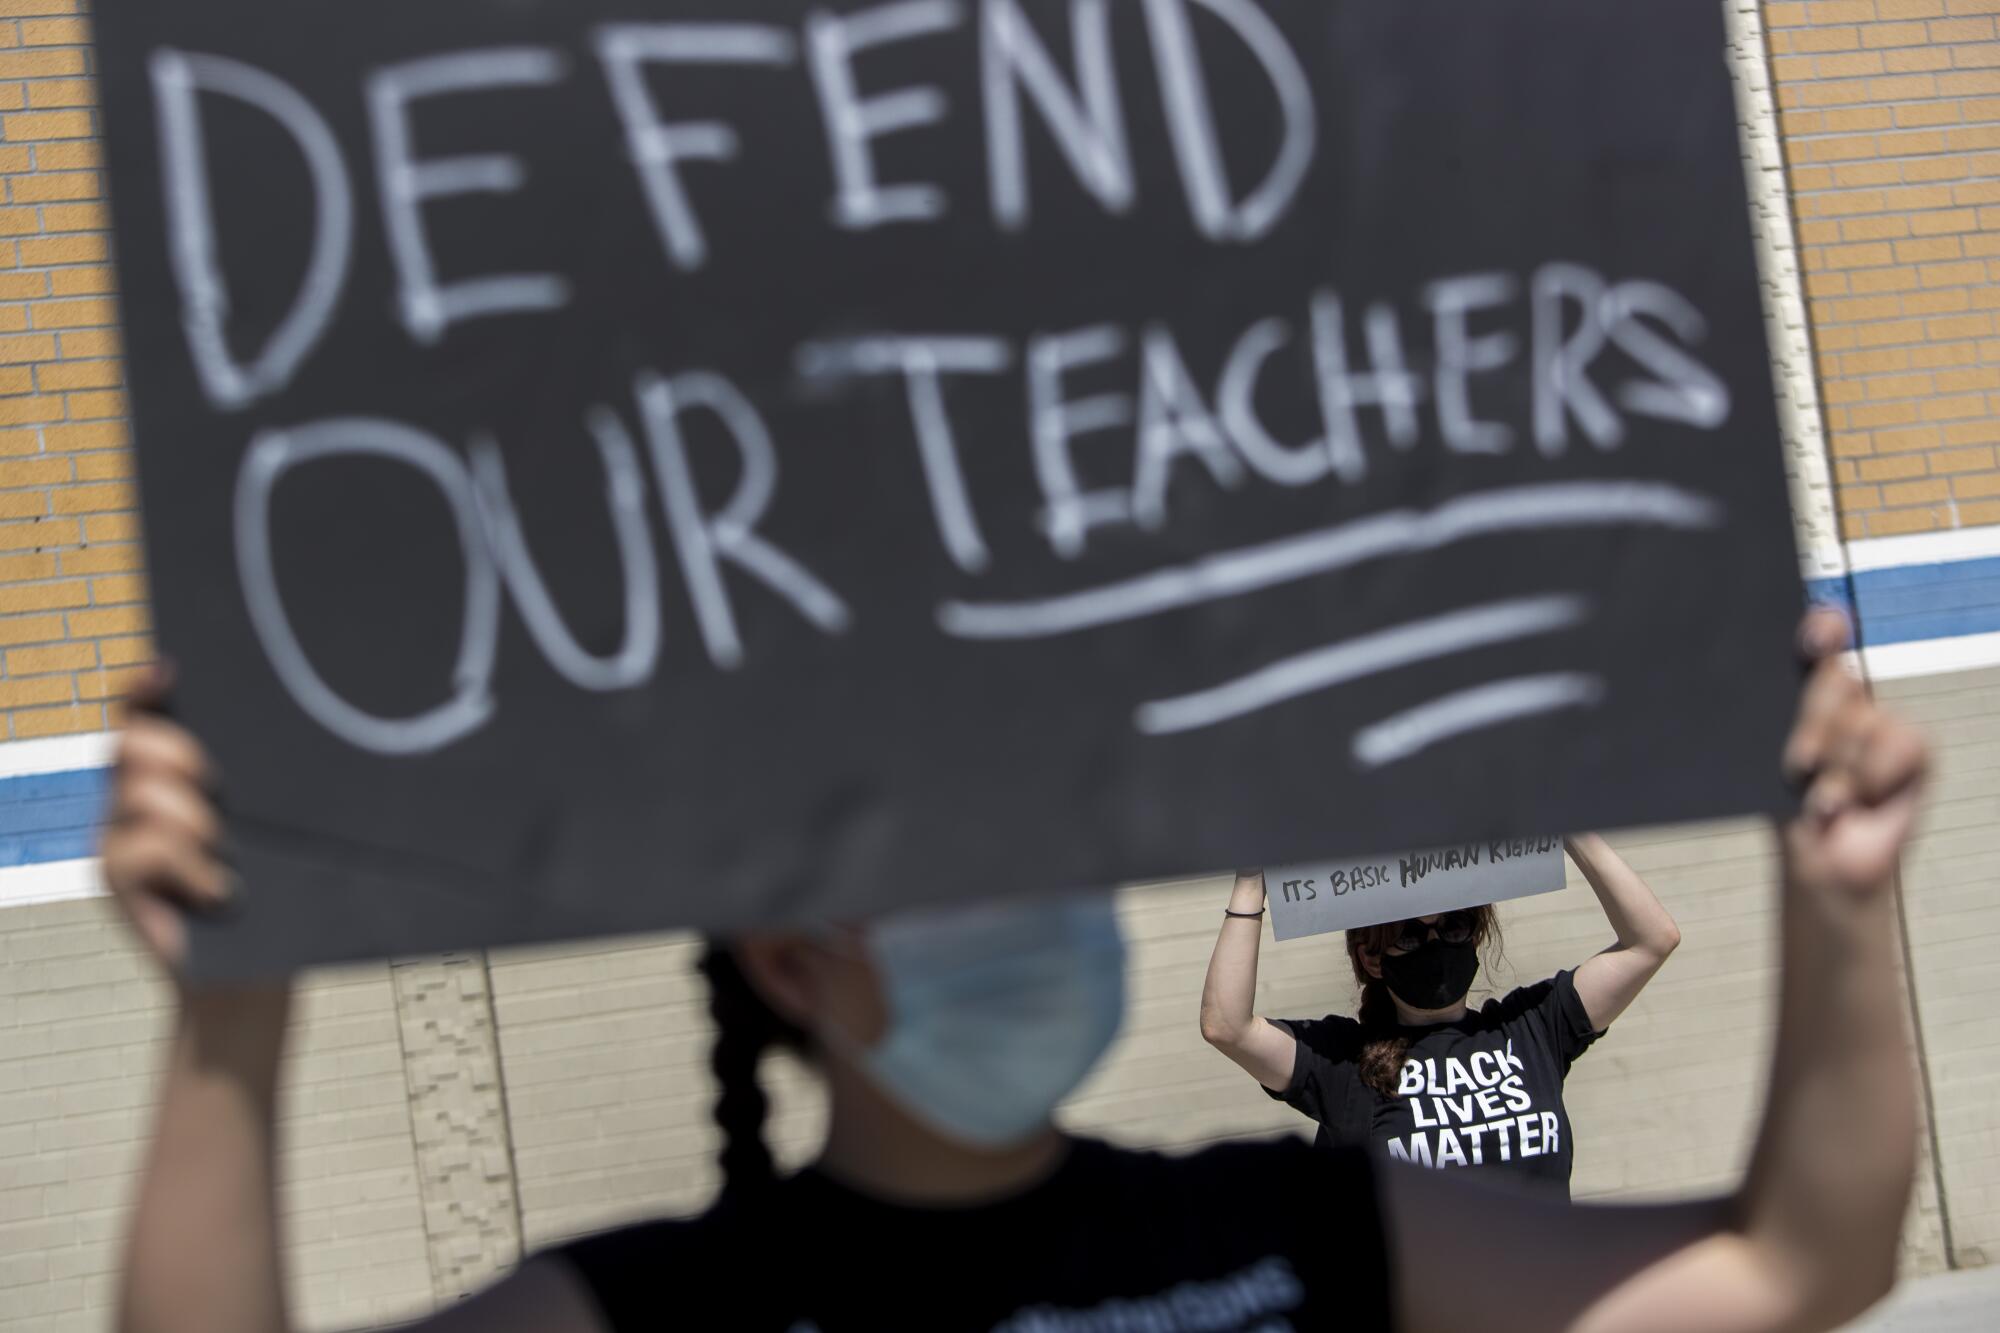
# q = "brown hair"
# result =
<box><xmin>699</xmin><ymin>945</ymin><xmax>808</xmax><ymax>1200</ymax></box>
<box><xmin>1345</xmin><ymin>907</ymin><xmax>1504</xmax><ymax>1096</ymax></box>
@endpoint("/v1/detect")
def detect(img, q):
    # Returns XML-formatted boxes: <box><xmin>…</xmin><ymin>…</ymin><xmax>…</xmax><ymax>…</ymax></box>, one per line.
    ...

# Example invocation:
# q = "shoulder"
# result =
<box><xmin>1481</xmin><ymin>969</ymin><xmax>1602</xmax><ymax>1048</ymax></box>
<box><xmin>1481</xmin><ymin>973</ymin><xmax>1564</xmax><ymax>1022</ymax></box>
<box><xmin>1278</xmin><ymin>1013</ymin><xmax>1366</xmax><ymax>1058</ymax></box>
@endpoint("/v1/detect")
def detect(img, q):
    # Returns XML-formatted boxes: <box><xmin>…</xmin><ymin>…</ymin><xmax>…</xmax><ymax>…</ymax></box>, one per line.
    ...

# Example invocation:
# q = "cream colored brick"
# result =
<box><xmin>0</xmin><ymin>914</ymin><xmax>436</xmax><ymax>1327</ymax></box>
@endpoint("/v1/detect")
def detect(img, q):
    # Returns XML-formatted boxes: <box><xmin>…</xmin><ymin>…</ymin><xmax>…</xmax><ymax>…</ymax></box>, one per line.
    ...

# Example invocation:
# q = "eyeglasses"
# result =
<box><xmin>1387</xmin><ymin>911</ymin><xmax>1477</xmax><ymax>954</ymax></box>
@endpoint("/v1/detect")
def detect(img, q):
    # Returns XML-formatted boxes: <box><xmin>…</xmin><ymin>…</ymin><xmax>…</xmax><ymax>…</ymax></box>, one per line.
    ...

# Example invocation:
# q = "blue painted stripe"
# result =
<box><xmin>1872</xmin><ymin>576</ymin><xmax>2000</xmax><ymax>617</ymax></box>
<box><xmin>1811</xmin><ymin>557</ymin><xmax>2000</xmax><ymax>648</ymax></box>
<box><xmin>0</xmin><ymin>794</ymin><xmax>103</xmax><ymax>837</ymax></box>
<box><xmin>1853</xmin><ymin>555</ymin><xmax>2000</xmax><ymax>591</ymax></box>
<box><xmin>2</xmin><ymin>768</ymin><xmax>114</xmax><ymax>803</ymax></box>
<box><xmin>0</xmin><ymin>550</ymin><xmax>1993</xmax><ymax>882</ymax></box>
<box><xmin>0</xmin><ymin>829</ymin><xmax>97</xmax><ymax>867</ymax></box>
<box><xmin>1808</xmin><ymin>576</ymin><xmax>1855</xmax><ymax>613</ymax></box>
<box><xmin>0</xmin><ymin>767</ymin><xmax>106</xmax><ymax>859</ymax></box>
<box><xmin>1862</xmin><ymin>609</ymin><xmax>2000</xmax><ymax>644</ymax></box>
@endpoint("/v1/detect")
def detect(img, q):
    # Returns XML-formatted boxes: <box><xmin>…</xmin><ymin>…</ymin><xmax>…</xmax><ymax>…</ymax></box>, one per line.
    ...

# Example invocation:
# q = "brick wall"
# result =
<box><xmin>0</xmin><ymin>900</ymin><xmax>434</xmax><ymax>1333</ymax></box>
<box><xmin>0</xmin><ymin>0</ymin><xmax>147</xmax><ymax>742</ymax></box>
<box><xmin>1768</xmin><ymin>1</ymin><xmax>2000</xmax><ymax>539</ymax></box>
<box><xmin>0</xmin><ymin>830</ymin><xmax>1969</xmax><ymax>1329</ymax></box>
<box><xmin>0</xmin><ymin>2</ymin><xmax>1976</xmax><ymax>738</ymax></box>
<box><xmin>0</xmin><ymin>6</ymin><xmax>1992</xmax><ymax>1327</ymax></box>
<box><xmin>1884</xmin><ymin>664</ymin><xmax>2000</xmax><ymax>1269</ymax></box>
<box><xmin>489</xmin><ymin>935</ymin><xmax>828</xmax><ymax>1249</ymax></box>
<box><xmin>498</xmin><ymin>850</ymin><xmax>1954</xmax><ymax>1272</ymax></box>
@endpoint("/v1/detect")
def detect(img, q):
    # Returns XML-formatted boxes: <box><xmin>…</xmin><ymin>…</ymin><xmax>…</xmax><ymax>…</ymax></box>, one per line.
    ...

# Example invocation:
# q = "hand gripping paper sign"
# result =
<box><xmin>1266</xmin><ymin>838</ymin><xmax>1567</xmax><ymax>943</ymax></box>
<box><xmin>90</xmin><ymin>0</ymin><xmax>1807</xmax><ymax>977</ymax></box>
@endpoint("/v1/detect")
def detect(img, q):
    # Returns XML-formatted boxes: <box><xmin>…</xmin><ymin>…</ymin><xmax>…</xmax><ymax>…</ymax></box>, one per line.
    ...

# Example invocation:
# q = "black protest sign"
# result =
<box><xmin>93</xmin><ymin>0</ymin><xmax>1804</xmax><ymax>978</ymax></box>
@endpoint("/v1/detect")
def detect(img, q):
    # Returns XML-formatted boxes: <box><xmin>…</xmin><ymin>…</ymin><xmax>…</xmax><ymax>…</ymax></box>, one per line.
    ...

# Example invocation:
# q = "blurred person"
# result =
<box><xmin>108</xmin><ymin>611</ymin><xmax>1924</xmax><ymax>1332</ymax></box>
<box><xmin>1201</xmin><ymin>836</ymin><xmax>1678</xmax><ymax>1196</ymax></box>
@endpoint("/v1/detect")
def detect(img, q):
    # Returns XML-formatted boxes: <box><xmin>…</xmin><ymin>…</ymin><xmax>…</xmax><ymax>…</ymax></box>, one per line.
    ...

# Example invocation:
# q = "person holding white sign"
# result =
<box><xmin>1201</xmin><ymin>837</ymin><xmax>1679</xmax><ymax>1196</ymax></box>
<box><xmin>107</xmin><ymin>612</ymin><xmax>1924</xmax><ymax>1332</ymax></box>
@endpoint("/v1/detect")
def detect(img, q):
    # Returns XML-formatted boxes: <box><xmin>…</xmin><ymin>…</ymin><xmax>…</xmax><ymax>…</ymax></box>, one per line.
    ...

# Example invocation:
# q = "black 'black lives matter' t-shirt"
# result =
<box><xmin>1270</xmin><ymin>970</ymin><xmax>1603</xmax><ymax>1197</ymax></box>
<box><xmin>557</xmin><ymin>1136</ymin><xmax>1391</xmax><ymax>1332</ymax></box>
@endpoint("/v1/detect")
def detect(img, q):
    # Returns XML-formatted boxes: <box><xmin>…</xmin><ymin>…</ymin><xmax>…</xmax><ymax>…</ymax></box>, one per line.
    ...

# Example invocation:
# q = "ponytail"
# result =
<box><xmin>699</xmin><ymin>944</ymin><xmax>807</xmax><ymax>1200</ymax></box>
<box><xmin>1354</xmin><ymin>979</ymin><xmax>1412</xmax><ymax>1097</ymax></box>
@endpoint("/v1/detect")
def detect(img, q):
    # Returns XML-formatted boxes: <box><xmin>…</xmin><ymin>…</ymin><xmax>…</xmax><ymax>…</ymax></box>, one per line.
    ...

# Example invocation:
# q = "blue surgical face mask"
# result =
<box><xmin>822</xmin><ymin>893</ymin><xmax>1127</xmax><ymax>1149</ymax></box>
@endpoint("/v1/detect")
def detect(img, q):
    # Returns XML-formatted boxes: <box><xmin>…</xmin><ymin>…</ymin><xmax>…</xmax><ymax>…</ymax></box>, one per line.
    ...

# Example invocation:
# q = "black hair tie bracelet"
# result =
<box><xmin>1224</xmin><ymin>909</ymin><xmax>1265</xmax><ymax>920</ymax></box>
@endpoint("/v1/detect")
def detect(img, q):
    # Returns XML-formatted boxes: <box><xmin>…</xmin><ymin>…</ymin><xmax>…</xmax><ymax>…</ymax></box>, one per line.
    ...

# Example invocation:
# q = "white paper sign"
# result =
<box><xmin>1267</xmin><ymin>837</ymin><xmax>1568</xmax><ymax>942</ymax></box>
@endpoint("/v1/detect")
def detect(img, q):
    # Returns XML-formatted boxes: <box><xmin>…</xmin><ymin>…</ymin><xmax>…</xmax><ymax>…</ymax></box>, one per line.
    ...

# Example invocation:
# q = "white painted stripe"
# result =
<box><xmin>1859</xmin><ymin>631</ymin><xmax>2000</xmax><ymax>683</ymax></box>
<box><xmin>1352</xmin><ymin>673</ymin><xmax>1606</xmax><ymax>769</ymax></box>
<box><xmin>1843</xmin><ymin>526</ymin><xmax>2000</xmax><ymax>574</ymax></box>
<box><xmin>941</xmin><ymin>482</ymin><xmax>1721</xmax><ymax>641</ymax></box>
<box><xmin>1134</xmin><ymin>595</ymin><xmax>1591</xmax><ymax>736</ymax></box>
<box><xmin>0</xmin><ymin>857</ymin><xmax>103</xmax><ymax>909</ymax></box>
<box><xmin>0</xmin><ymin>730</ymin><xmax>113</xmax><ymax>781</ymax></box>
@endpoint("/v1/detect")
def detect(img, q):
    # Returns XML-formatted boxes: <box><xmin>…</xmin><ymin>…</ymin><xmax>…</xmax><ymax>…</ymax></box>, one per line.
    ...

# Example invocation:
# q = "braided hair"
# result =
<box><xmin>1344</xmin><ymin>907</ymin><xmax>1503</xmax><ymax>1096</ymax></box>
<box><xmin>699</xmin><ymin>944</ymin><xmax>809</xmax><ymax>1200</ymax></box>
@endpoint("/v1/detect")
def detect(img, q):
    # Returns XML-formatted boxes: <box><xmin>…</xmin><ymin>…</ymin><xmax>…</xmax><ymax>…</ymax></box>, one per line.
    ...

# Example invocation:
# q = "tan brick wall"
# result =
<box><xmin>1087</xmin><ymin>843</ymin><xmax>1949</xmax><ymax>1274</ymax></box>
<box><xmin>0</xmin><ymin>898</ymin><xmax>162</xmax><ymax>1330</ymax></box>
<box><xmin>3</xmin><ymin>827</ymin><xmax>1965</xmax><ymax>1332</ymax></box>
<box><xmin>0</xmin><ymin>0</ymin><xmax>1961</xmax><ymax>738</ymax></box>
<box><xmin>486</xmin><ymin>935</ymin><xmax>829</xmax><ymax>1249</ymax></box>
<box><xmin>0</xmin><ymin>0</ymin><xmax>1965</xmax><ymax>740</ymax></box>
<box><xmin>483</xmin><ymin>859</ymin><xmax>1951</xmax><ymax>1278</ymax></box>
<box><xmin>1882</xmin><ymin>664</ymin><xmax>2000</xmax><ymax>1270</ymax></box>
<box><xmin>1768</xmin><ymin>0</ymin><xmax>2000</xmax><ymax>539</ymax></box>
<box><xmin>483</xmin><ymin>894</ymin><xmax>1340</xmax><ymax>1255</ymax></box>
<box><xmin>1503</xmin><ymin>829</ymin><xmax>1950</xmax><ymax>1275</ymax></box>
<box><xmin>0</xmin><ymin>899</ymin><xmax>434</xmax><ymax>1332</ymax></box>
<box><xmin>0</xmin><ymin>0</ymin><xmax>149</xmax><ymax>742</ymax></box>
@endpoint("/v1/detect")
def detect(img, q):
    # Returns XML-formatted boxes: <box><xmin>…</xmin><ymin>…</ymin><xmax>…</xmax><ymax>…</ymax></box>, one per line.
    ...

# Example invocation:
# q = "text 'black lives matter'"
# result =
<box><xmin>90</xmin><ymin>0</ymin><xmax>1805</xmax><ymax>977</ymax></box>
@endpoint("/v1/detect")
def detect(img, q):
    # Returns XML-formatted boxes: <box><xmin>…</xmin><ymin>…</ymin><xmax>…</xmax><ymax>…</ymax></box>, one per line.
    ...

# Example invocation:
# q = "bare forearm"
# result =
<box><xmin>122</xmin><ymin>991</ymin><xmax>295</xmax><ymax>1333</ymax></box>
<box><xmin>1569</xmin><ymin>834</ymin><xmax>1680</xmax><ymax>956</ymax></box>
<box><xmin>1740</xmin><ymin>848</ymin><xmax>1915</xmax><ymax>1326</ymax></box>
<box><xmin>1199</xmin><ymin>872</ymin><xmax>1266</xmax><ymax>1045</ymax></box>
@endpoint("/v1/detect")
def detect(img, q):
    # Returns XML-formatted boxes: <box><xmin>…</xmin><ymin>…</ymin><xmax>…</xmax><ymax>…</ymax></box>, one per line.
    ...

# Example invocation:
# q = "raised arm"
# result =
<box><xmin>1198</xmin><ymin>870</ymin><xmax>1298</xmax><ymax>1091</ymax></box>
<box><xmin>1384</xmin><ymin>611</ymin><xmax>1923</xmax><ymax>1333</ymax></box>
<box><xmin>1566</xmin><ymin>833</ymin><xmax>1682</xmax><ymax>1030</ymax></box>
<box><xmin>107</xmin><ymin>680</ymin><xmax>602</xmax><ymax>1333</ymax></box>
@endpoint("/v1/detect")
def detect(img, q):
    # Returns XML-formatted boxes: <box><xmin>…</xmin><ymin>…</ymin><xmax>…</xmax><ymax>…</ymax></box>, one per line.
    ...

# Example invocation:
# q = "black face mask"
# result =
<box><xmin>1379</xmin><ymin>937</ymin><xmax>1480</xmax><ymax>1012</ymax></box>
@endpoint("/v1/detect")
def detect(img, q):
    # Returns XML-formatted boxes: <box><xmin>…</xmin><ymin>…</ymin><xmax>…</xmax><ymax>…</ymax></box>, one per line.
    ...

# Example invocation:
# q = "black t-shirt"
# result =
<box><xmin>558</xmin><ymin>1136</ymin><xmax>1392</xmax><ymax>1332</ymax></box>
<box><xmin>1269</xmin><ymin>970</ymin><xmax>1603</xmax><ymax>1197</ymax></box>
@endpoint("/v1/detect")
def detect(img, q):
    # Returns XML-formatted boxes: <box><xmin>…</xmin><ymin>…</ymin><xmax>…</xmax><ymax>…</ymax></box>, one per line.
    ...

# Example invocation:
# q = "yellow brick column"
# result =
<box><xmin>1766</xmin><ymin>0</ymin><xmax>2000</xmax><ymax>540</ymax></box>
<box><xmin>0</xmin><ymin>1</ymin><xmax>151</xmax><ymax>742</ymax></box>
